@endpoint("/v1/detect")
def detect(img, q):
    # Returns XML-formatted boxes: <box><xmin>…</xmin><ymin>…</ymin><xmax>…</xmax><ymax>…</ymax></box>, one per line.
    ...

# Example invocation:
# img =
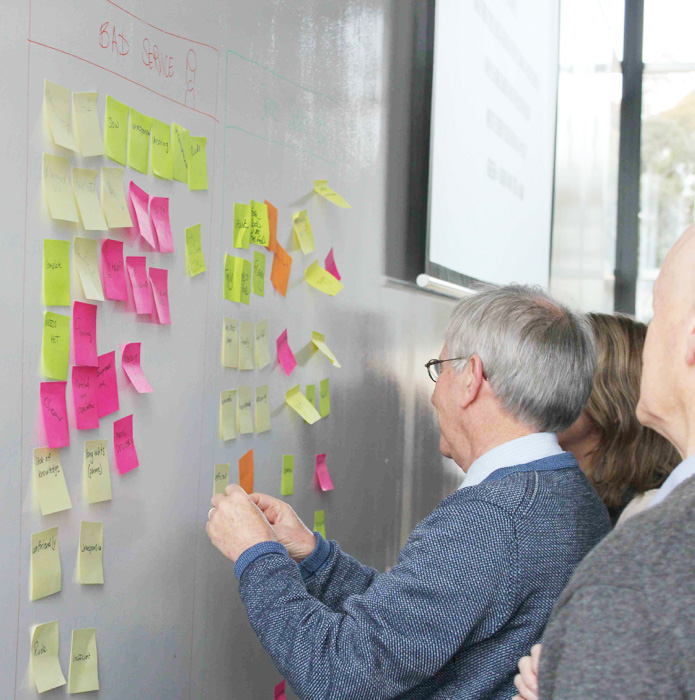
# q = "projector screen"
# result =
<box><xmin>427</xmin><ymin>0</ymin><xmax>560</xmax><ymax>289</ymax></box>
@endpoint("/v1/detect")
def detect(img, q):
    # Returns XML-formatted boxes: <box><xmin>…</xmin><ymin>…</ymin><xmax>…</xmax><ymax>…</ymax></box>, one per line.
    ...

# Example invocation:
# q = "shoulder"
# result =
<box><xmin>616</xmin><ymin>489</ymin><xmax>659</xmax><ymax>526</ymax></box>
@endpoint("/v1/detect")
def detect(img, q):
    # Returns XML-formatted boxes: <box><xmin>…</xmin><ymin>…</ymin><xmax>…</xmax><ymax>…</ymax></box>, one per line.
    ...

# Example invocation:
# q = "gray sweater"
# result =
<box><xmin>539</xmin><ymin>475</ymin><xmax>695</xmax><ymax>700</ymax></box>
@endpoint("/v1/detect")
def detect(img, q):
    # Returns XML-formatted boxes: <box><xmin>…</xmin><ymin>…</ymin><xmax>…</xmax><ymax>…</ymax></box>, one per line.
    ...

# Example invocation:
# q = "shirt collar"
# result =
<box><xmin>649</xmin><ymin>454</ymin><xmax>695</xmax><ymax>508</ymax></box>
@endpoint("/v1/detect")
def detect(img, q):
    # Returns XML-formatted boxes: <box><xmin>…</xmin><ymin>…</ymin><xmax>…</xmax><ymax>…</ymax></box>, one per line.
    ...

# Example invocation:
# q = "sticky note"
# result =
<box><xmin>68</xmin><ymin>628</ymin><xmax>99</xmax><ymax>694</ymax></box>
<box><xmin>149</xmin><ymin>268</ymin><xmax>171</xmax><ymax>325</ymax></box>
<box><xmin>311</xmin><ymin>331</ymin><xmax>341</xmax><ymax>367</ymax></box>
<box><xmin>265</xmin><ymin>200</ymin><xmax>278</xmax><ymax>253</ymax></box>
<box><xmin>30</xmin><ymin>621</ymin><xmax>66</xmax><ymax>694</ymax></box>
<box><xmin>275</xmin><ymin>680</ymin><xmax>287</xmax><ymax>700</ymax></box>
<box><xmin>221</xmin><ymin>319</ymin><xmax>239</xmax><ymax>368</ymax></box>
<box><xmin>239</xmin><ymin>321</ymin><xmax>254</xmax><ymax>370</ymax></box>
<box><xmin>41</xmin><ymin>381</ymin><xmax>70</xmax><ymax>446</ymax></box>
<box><xmin>72</xmin><ymin>367</ymin><xmax>100</xmax><ymax>430</ymax></box>
<box><xmin>233</xmin><ymin>203</ymin><xmax>251</xmax><ymax>248</ymax></box>
<box><xmin>73</xmin><ymin>301</ymin><xmax>98</xmax><ymax>367</ymax></box>
<box><xmin>74</xmin><ymin>237</ymin><xmax>105</xmax><ymax>301</ymax></box>
<box><xmin>319</xmin><ymin>378</ymin><xmax>331</xmax><ymax>417</ymax></box>
<box><xmin>314</xmin><ymin>180</ymin><xmax>351</xmax><ymax>208</ymax></box>
<box><xmin>125</xmin><ymin>256</ymin><xmax>153</xmax><ymax>314</ymax></box>
<box><xmin>236</xmin><ymin>386</ymin><xmax>253</xmax><ymax>434</ymax></box>
<box><xmin>129</xmin><ymin>181</ymin><xmax>156</xmax><ymax>248</ymax></box>
<box><xmin>281</xmin><ymin>456</ymin><xmax>294</xmax><ymax>496</ymax></box>
<box><xmin>101</xmin><ymin>167</ymin><xmax>133</xmax><ymax>228</ymax></box>
<box><xmin>30</xmin><ymin>527</ymin><xmax>61</xmax><ymax>601</ymax></box>
<box><xmin>113</xmin><ymin>414</ymin><xmax>138</xmax><ymax>475</ymax></box>
<box><xmin>249</xmin><ymin>200</ymin><xmax>270</xmax><ymax>246</ymax></box>
<box><xmin>43</xmin><ymin>80</ymin><xmax>78</xmax><ymax>151</ymax></box>
<box><xmin>255</xmin><ymin>319</ymin><xmax>270</xmax><ymax>369</ymax></box>
<box><xmin>96</xmin><ymin>351</ymin><xmax>119</xmax><ymax>418</ymax></box>
<box><xmin>172</xmin><ymin>123</ymin><xmax>189</xmax><ymax>183</ymax></box>
<box><xmin>43</xmin><ymin>239</ymin><xmax>70</xmax><ymax>306</ymax></box>
<box><xmin>33</xmin><ymin>447</ymin><xmax>72</xmax><ymax>515</ymax></box>
<box><xmin>185</xmin><ymin>224</ymin><xmax>206</xmax><ymax>276</ymax></box>
<box><xmin>42</xmin><ymin>312</ymin><xmax>70</xmax><ymax>381</ymax></box>
<box><xmin>150</xmin><ymin>197</ymin><xmax>174</xmax><ymax>252</ymax></box>
<box><xmin>150</xmin><ymin>119</ymin><xmax>173</xmax><ymax>179</ymax></box>
<box><xmin>314</xmin><ymin>510</ymin><xmax>326</xmax><ymax>538</ymax></box>
<box><xmin>315</xmin><ymin>453</ymin><xmax>334</xmax><ymax>491</ymax></box>
<box><xmin>305</xmin><ymin>385</ymin><xmax>315</xmax><ymax>404</ymax></box>
<box><xmin>276</xmin><ymin>329</ymin><xmax>297</xmax><ymax>376</ymax></box>
<box><xmin>223</xmin><ymin>254</ymin><xmax>242</xmax><ymax>302</ymax></box>
<box><xmin>240</xmin><ymin>258</ymin><xmax>252</xmax><ymax>305</ymax></box>
<box><xmin>187</xmin><ymin>135</ymin><xmax>208</xmax><ymax>190</ymax></box>
<box><xmin>43</xmin><ymin>153</ymin><xmax>79</xmax><ymax>222</ymax></box>
<box><xmin>84</xmin><ymin>440</ymin><xmax>112</xmax><ymax>504</ymax></box>
<box><xmin>270</xmin><ymin>243</ymin><xmax>292</xmax><ymax>297</ymax></box>
<box><xmin>255</xmin><ymin>385</ymin><xmax>271</xmax><ymax>434</ymax></box>
<box><xmin>122</xmin><ymin>342</ymin><xmax>153</xmax><ymax>393</ymax></box>
<box><xmin>104</xmin><ymin>95</ymin><xmax>128</xmax><ymax>165</ymax></box>
<box><xmin>214</xmin><ymin>464</ymin><xmax>231</xmax><ymax>495</ymax></box>
<box><xmin>72</xmin><ymin>168</ymin><xmax>108</xmax><ymax>230</ymax></box>
<box><xmin>72</xmin><ymin>92</ymin><xmax>104</xmax><ymax>157</ymax></box>
<box><xmin>128</xmin><ymin>108</ymin><xmax>152</xmax><ymax>174</ymax></box>
<box><xmin>325</xmin><ymin>248</ymin><xmax>342</xmax><ymax>280</ymax></box>
<box><xmin>292</xmin><ymin>210</ymin><xmax>315</xmax><ymax>254</ymax></box>
<box><xmin>285</xmin><ymin>385</ymin><xmax>322</xmax><ymax>424</ymax></box>
<box><xmin>305</xmin><ymin>260</ymin><xmax>344</xmax><ymax>296</ymax></box>
<box><xmin>219</xmin><ymin>390</ymin><xmax>236</xmax><ymax>441</ymax></box>
<box><xmin>78</xmin><ymin>521</ymin><xmax>104</xmax><ymax>585</ymax></box>
<box><xmin>253</xmin><ymin>251</ymin><xmax>266</xmax><ymax>296</ymax></box>
<box><xmin>239</xmin><ymin>449</ymin><xmax>254</xmax><ymax>493</ymax></box>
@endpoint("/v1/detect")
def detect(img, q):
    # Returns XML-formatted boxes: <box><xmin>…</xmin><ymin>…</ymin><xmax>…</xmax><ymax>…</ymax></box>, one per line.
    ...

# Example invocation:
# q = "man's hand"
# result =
<box><xmin>512</xmin><ymin>643</ymin><xmax>542</xmax><ymax>700</ymax></box>
<box><xmin>249</xmin><ymin>492</ymin><xmax>316</xmax><ymax>562</ymax></box>
<box><xmin>206</xmin><ymin>485</ymin><xmax>277</xmax><ymax>563</ymax></box>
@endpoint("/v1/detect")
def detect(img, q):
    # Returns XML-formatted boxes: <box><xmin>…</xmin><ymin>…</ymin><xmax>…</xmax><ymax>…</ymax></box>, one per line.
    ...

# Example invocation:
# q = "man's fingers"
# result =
<box><xmin>210</xmin><ymin>494</ymin><xmax>224</xmax><ymax>509</ymax></box>
<box><xmin>513</xmin><ymin>673</ymin><xmax>539</xmax><ymax>700</ymax></box>
<box><xmin>249</xmin><ymin>492</ymin><xmax>286</xmax><ymax>524</ymax></box>
<box><xmin>530</xmin><ymin>643</ymin><xmax>542</xmax><ymax>673</ymax></box>
<box><xmin>518</xmin><ymin>655</ymin><xmax>539</xmax><ymax>693</ymax></box>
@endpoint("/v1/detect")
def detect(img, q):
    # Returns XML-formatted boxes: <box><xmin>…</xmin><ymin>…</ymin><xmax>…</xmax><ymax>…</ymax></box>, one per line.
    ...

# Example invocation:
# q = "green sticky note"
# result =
<box><xmin>233</xmin><ymin>203</ymin><xmax>251</xmax><ymax>248</ymax></box>
<box><xmin>185</xmin><ymin>224</ymin><xmax>206</xmax><ymax>277</ymax></box>
<box><xmin>68</xmin><ymin>628</ymin><xmax>99</xmax><ymax>694</ymax></box>
<box><xmin>78</xmin><ymin>521</ymin><xmax>104</xmax><ymax>585</ymax></box>
<box><xmin>43</xmin><ymin>240</ymin><xmax>70</xmax><ymax>306</ymax></box>
<box><xmin>31</xmin><ymin>621</ymin><xmax>66</xmax><ymax>694</ymax></box>
<box><xmin>172</xmin><ymin>123</ymin><xmax>189</xmax><ymax>183</ymax></box>
<box><xmin>314</xmin><ymin>510</ymin><xmax>326</xmax><ymax>539</ymax></box>
<box><xmin>319</xmin><ymin>378</ymin><xmax>331</xmax><ymax>418</ymax></box>
<box><xmin>214</xmin><ymin>464</ymin><xmax>231</xmax><ymax>495</ymax></box>
<box><xmin>30</xmin><ymin>527</ymin><xmax>61</xmax><ymax>601</ymax></box>
<box><xmin>249</xmin><ymin>200</ymin><xmax>270</xmax><ymax>246</ymax></box>
<box><xmin>240</xmin><ymin>258</ymin><xmax>251</xmax><ymax>306</ymax></box>
<box><xmin>186</xmin><ymin>135</ymin><xmax>208</xmax><ymax>190</ymax></box>
<box><xmin>150</xmin><ymin>119</ymin><xmax>173</xmax><ymax>179</ymax></box>
<box><xmin>223</xmin><ymin>254</ymin><xmax>242</xmax><ymax>302</ymax></box>
<box><xmin>128</xmin><ymin>108</ymin><xmax>152</xmax><ymax>174</ymax></box>
<box><xmin>104</xmin><ymin>96</ymin><xmax>128</xmax><ymax>165</ymax></box>
<box><xmin>42</xmin><ymin>311</ymin><xmax>70</xmax><ymax>380</ymax></box>
<box><xmin>252</xmin><ymin>251</ymin><xmax>265</xmax><ymax>296</ymax></box>
<box><xmin>281</xmin><ymin>455</ymin><xmax>294</xmax><ymax>496</ymax></box>
<box><xmin>306</xmin><ymin>385</ymin><xmax>315</xmax><ymax>405</ymax></box>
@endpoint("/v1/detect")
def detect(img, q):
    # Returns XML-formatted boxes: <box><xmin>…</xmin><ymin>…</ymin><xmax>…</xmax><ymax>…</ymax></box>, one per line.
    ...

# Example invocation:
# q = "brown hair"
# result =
<box><xmin>583</xmin><ymin>313</ymin><xmax>679</xmax><ymax>516</ymax></box>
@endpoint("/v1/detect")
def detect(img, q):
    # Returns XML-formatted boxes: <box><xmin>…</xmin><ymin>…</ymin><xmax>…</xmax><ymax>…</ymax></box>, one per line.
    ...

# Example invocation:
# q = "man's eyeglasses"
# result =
<box><xmin>425</xmin><ymin>357</ymin><xmax>487</xmax><ymax>382</ymax></box>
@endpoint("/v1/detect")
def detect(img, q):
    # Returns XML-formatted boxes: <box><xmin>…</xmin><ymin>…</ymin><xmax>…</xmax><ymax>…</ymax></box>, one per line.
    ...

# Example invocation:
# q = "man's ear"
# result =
<box><xmin>685</xmin><ymin>316</ymin><xmax>695</xmax><ymax>366</ymax></box>
<box><xmin>457</xmin><ymin>354</ymin><xmax>485</xmax><ymax>409</ymax></box>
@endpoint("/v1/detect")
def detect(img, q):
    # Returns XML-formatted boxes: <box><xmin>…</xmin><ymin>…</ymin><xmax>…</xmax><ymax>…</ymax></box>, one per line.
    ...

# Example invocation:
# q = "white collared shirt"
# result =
<box><xmin>459</xmin><ymin>432</ymin><xmax>565</xmax><ymax>489</ymax></box>
<box><xmin>649</xmin><ymin>454</ymin><xmax>695</xmax><ymax>508</ymax></box>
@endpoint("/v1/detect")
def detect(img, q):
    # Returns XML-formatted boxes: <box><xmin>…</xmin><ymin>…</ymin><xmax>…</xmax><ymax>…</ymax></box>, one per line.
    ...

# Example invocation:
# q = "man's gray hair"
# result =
<box><xmin>445</xmin><ymin>284</ymin><xmax>596</xmax><ymax>433</ymax></box>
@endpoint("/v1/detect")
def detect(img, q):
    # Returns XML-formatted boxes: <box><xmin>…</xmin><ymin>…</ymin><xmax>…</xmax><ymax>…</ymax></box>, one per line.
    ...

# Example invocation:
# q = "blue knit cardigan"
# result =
<box><xmin>237</xmin><ymin>454</ymin><xmax>611</xmax><ymax>699</ymax></box>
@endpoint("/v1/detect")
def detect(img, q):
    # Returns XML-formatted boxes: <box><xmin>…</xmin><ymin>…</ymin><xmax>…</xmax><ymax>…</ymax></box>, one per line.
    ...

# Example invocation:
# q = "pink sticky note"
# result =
<box><xmin>325</xmin><ymin>248</ymin><xmax>342</xmax><ymax>281</ymax></box>
<box><xmin>274</xmin><ymin>681</ymin><xmax>287</xmax><ymax>700</ymax></box>
<box><xmin>276</xmin><ymin>329</ymin><xmax>297</xmax><ymax>376</ymax></box>
<box><xmin>101</xmin><ymin>239</ymin><xmax>128</xmax><ymax>301</ymax></box>
<box><xmin>72</xmin><ymin>366</ymin><xmax>100</xmax><ymax>430</ymax></box>
<box><xmin>122</xmin><ymin>342</ymin><xmax>153</xmax><ymax>393</ymax></box>
<box><xmin>113</xmin><ymin>414</ymin><xmax>139</xmax><ymax>474</ymax></box>
<box><xmin>40</xmin><ymin>381</ymin><xmax>70</xmax><ymax>448</ymax></box>
<box><xmin>315</xmin><ymin>453</ymin><xmax>334</xmax><ymax>491</ymax></box>
<box><xmin>129</xmin><ymin>181</ymin><xmax>157</xmax><ymax>249</ymax></box>
<box><xmin>150</xmin><ymin>197</ymin><xmax>174</xmax><ymax>253</ymax></box>
<box><xmin>126</xmin><ymin>256</ymin><xmax>154</xmax><ymax>315</ymax></box>
<box><xmin>96</xmin><ymin>350</ymin><xmax>119</xmax><ymax>418</ymax></box>
<box><xmin>149</xmin><ymin>268</ymin><xmax>171</xmax><ymax>325</ymax></box>
<box><xmin>72</xmin><ymin>301</ymin><xmax>98</xmax><ymax>367</ymax></box>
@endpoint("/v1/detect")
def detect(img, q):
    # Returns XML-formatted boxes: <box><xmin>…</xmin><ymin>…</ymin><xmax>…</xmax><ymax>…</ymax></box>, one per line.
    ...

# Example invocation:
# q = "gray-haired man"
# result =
<box><xmin>206</xmin><ymin>285</ymin><xmax>611</xmax><ymax>700</ymax></box>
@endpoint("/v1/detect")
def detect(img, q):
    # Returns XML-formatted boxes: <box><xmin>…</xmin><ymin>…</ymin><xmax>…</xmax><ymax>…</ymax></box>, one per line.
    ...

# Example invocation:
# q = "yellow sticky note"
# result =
<box><xmin>187</xmin><ymin>135</ymin><xmax>208</xmax><ymax>190</ymax></box>
<box><xmin>31</xmin><ymin>621</ymin><xmax>66</xmax><ymax>694</ymax></box>
<box><xmin>253</xmin><ymin>251</ymin><xmax>266</xmax><ymax>296</ymax></box>
<box><xmin>78</xmin><ymin>521</ymin><xmax>104</xmax><ymax>585</ymax></box>
<box><xmin>72</xmin><ymin>92</ymin><xmax>104</xmax><ymax>157</ymax></box>
<box><xmin>150</xmin><ymin>119</ymin><xmax>173</xmax><ymax>179</ymax></box>
<box><xmin>305</xmin><ymin>260</ymin><xmax>344</xmax><ymax>296</ymax></box>
<box><xmin>74</xmin><ymin>237</ymin><xmax>105</xmax><ymax>300</ymax></box>
<box><xmin>240</xmin><ymin>258</ymin><xmax>251</xmax><ymax>305</ymax></box>
<box><xmin>306</xmin><ymin>385</ymin><xmax>315</xmax><ymax>404</ymax></box>
<box><xmin>292</xmin><ymin>210</ymin><xmax>315</xmax><ymax>254</ymax></box>
<box><xmin>185</xmin><ymin>224</ymin><xmax>206</xmax><ymax>276</ymax></box>
<box><xmin>68</xmin><ymin>628</ymin><xmax>99</xmax><ymax>694</ymax></box>
<box><xmin>84</xmin><ymin>440</ymin><xmax>112</xmax><ymax>504</ymax></box>
<box><xmin>43</xmin><ymin>153</ymin><xmax>79</xmax><ymax>222</ymax></box>
<box><xmin>223</xmin><ymin>254</ymin><xmax>241</xmax><ymax>302</ymax></box>
<box><xmin>285</xmin><ymin>385</ymin><xmax>322</xmax><ymax>425</ymax></box>
<box><xmin>255</xmin><ymin>319</ymin><xmax>270</xmax><ymax>369</ymax></box>
<box><xmin>30</xmin><ymin>527</ymin><xmax>61</xmax><ymax>601</ymax></box>
<box><xmin>104</xmin><ymin>96</ymin><xmax>128</xmax><ymax>165</ymax></box>
<box><xmin>221</xmin><ymin>318</ymin><xmax>239</xmax><ymax>368</ymax></box>
<box><xmin>44</xmin><ymin>80</ymin><xmax>78</xmax><ymax>152</ymax></box>
<box><xmin>314</xmin><ymin>510</ymin><xmax>326</xmax><ymax>538</ymax></box>
<box><xmin>237</xmin><ymin>386</ymin><xmax>254</xmax><ymax>434</ymax></box>
<box><xmin>101</xmin><ymin>167</ymin><xmax>133</xmax><ymax>228</ymax></box>
<box><xmin>239</xmin><ymin>321</ymin><xmax>254</xmax><ymax>370</ymax></box>
<box><xmin>255</xmin><ymin>385</ymin><xmax>271</xmax><ymax>434</ymax></box>
<box><xmin>34</xmin><ymin>448</ymin><xmax>72</xmax><ymax>516</ymax></box>
<box><xmin>172</xmin><ymin>123</ymin><xmax>189</xmax><ymax>183</ymax></box>
<box><xmin>249</xmin><ymin>200</ymin><xmax>270</xmax><ymax>246</ymax></box>
<box><xmin>311</xmin><ymin>331</ymin><xmax>342</xmax><ymax>367</ymax></box>
<box><xmin>214</xmin><ymin>464</ymin><xmax>231</xmax><ymax>495</ymax></box>
<box><xmin>281</xmin><ymin>455</ymin><xmax>294</xmax><ymax>496</ymax></box>
<box><xmin>42</xmin><ymin>311</ymin><xmax>70</xmax><ymax>380</ymax></box>
<box><xmin>43</xmin><ymin>239</ymin><xmax>70</xmax><ymax>306</ymax></box>
<box><xmin>319</xmin><ymin>378</ymin><xmax>331</xmax><ymax>417</ymax></box>
<box><xmin>72</xmin><ymin>168</ymin><xmax>108</xmax><ymax>230</ymax></box>
<box><xmin>233</xmin><ymin>203</ymin><xmax>251</xmax><ymax>248</ymax></box>
<box><xmin>219</xmin><ymin>390</ymin><xmax>237</xmax><ymax>441</ymax></box>
<box><xmin>314</xmin><ymin>180</ymin><xmax>351</xmax><ymax>208</ymax></box>
<box><xmin>128</xmin><ymin>108</ymin><xmax>152</xmax><ymax>174</ymax></box>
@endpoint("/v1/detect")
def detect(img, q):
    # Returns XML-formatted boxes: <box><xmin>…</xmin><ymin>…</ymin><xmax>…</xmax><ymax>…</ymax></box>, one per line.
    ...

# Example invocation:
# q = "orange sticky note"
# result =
<box><xmin>265</xmin><ymin>200</ymin><xmax>278</xmax><ymax>253</ymax></box>
<box><xmin>271</xmin><ymin>243</ymin><xmax>292</xmax><ymax>297</ymax></box>
<box><xmin>239</xmin><ymin>449</ymin><xmax>254</xmax><ymax>494</ymax></box>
